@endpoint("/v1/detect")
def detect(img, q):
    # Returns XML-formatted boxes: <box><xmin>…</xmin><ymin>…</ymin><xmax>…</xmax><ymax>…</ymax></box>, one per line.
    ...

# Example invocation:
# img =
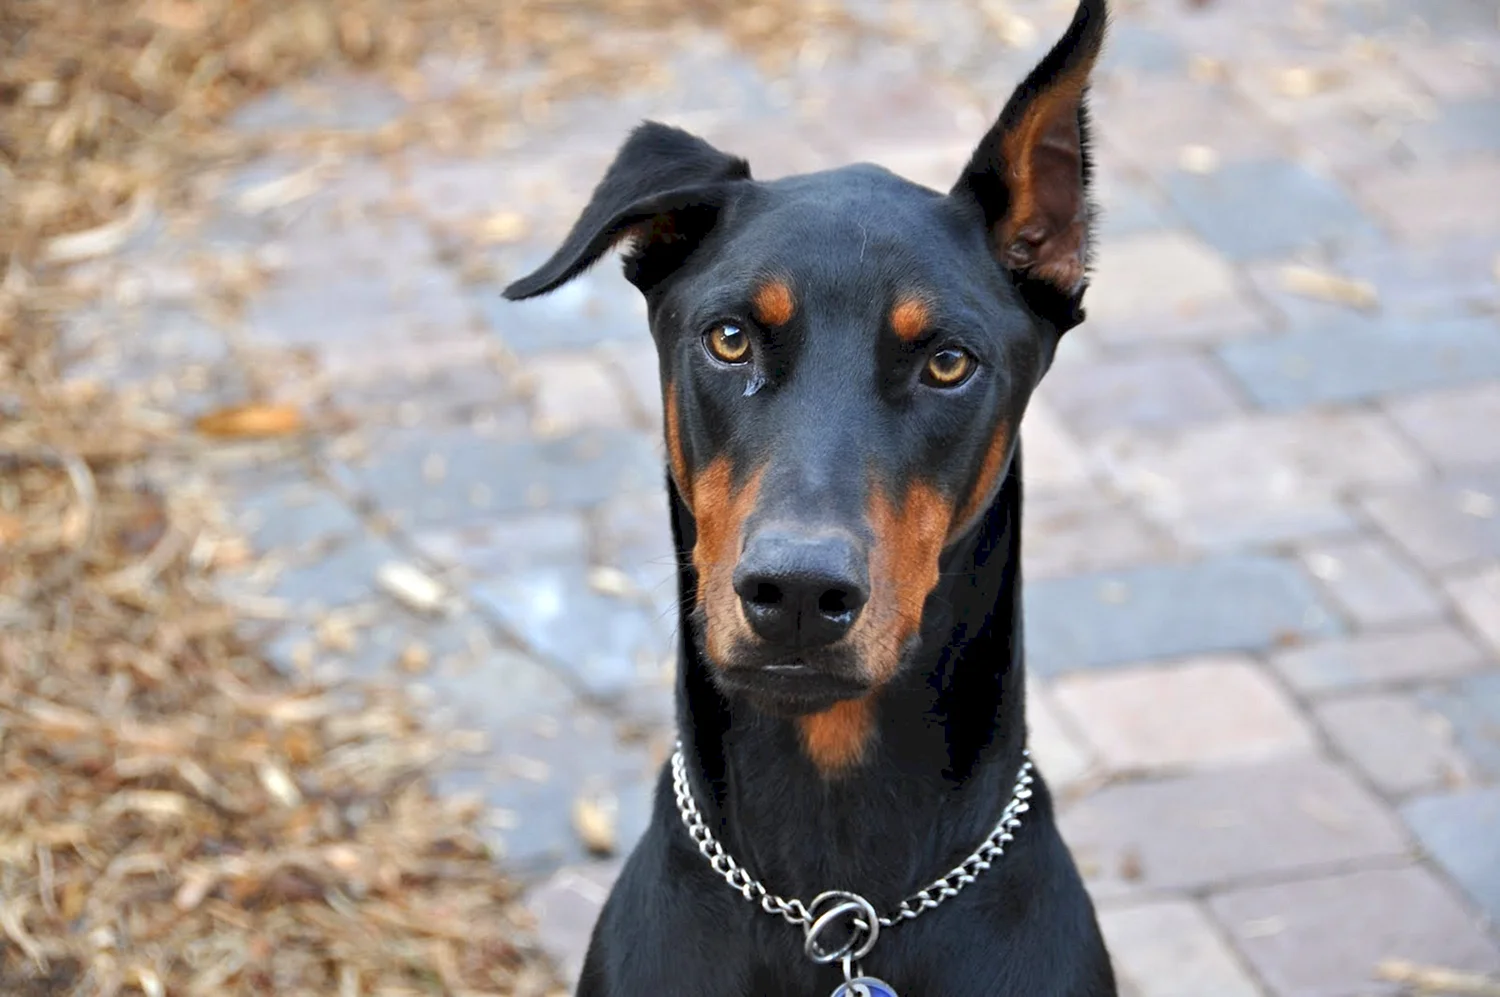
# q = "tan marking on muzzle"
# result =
<box><xmin>799</xmin><ymin>482</ymin><xmax>951</xmax><ymax>776</ymax></box>
<box><xmin>665</xmin><ymin>384</ymin><xmax>691</xmax><ymax>507</ymax></box>
<box><xmin>951</xmin><ymin>420</ymin><xmax>1011</xmax><ymax>537</ymax></box>
<box><xmin>691</xmin><ymin>458</ymin><xmax>765</xmax><ymax>668</ymax></box>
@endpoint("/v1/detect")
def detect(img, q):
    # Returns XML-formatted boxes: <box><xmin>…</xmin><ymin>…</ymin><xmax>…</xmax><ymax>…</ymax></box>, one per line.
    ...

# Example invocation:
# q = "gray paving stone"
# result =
<box><xmin>1060</xmin><ymin>758</ymin><xmax>1409</xmax><ymax>898</ymax></box>
<box><xmin>475</xmin><ymin>261</ymin><xmax>653</xmax><ymax>357</ymax></box>
<box><xmin>1209</xmin><ymin>867</ymin><xmax>1500</xmax><ymax>997</ymax></box>
<box><xmin>1094</xmin><ymin>172</ymin><xmax>1176</xmax><ymax>238</ymax></box>
<box><xmin>525</xmin><ymin>352</ymin><xmax>632</xmax><ymax>437</ymax></box>
<box><xmin>1409</xmin><ymin>98</ymin><xmax>1500</xmax><ymax>158</ymax></box>
<box><xmin>1387</xmin><ymin>384</ymin><xmax>1500</xmax><ymax>469</ymax></box>
<box><xmin>1093</xmin><ymin>80</ymin><xmax>1285</xmax><ymax>175</ymax></box>
<box><xmin>436</xmin><ymin>708</ymin><xmax>659</xmax><ymax>873</ymax></box>
<box><xmin>1098</xmin><ymin>900</ymin><xmax>1264</xmax><ymax>997</ymax></box>
<box><xmin>1041</xmin><ymin>352</ymin><xmax>1243</xmax><ymax>439</ymax></box>
<box><xmin>1026</xmin><ymin>555</ymin><xmax>1341</xmax><ymax>677</ymax></box>
<box><xmin>1022</xmin><ymin>492</ymin><xmax>1179</xmax><ymax>582</ymax></box>
<box><xmin>1360</xmin><ymin>468</ymin><xmax>1500</xmax><ymax>573</ymax></box>
<box><xmin>1447</xmin><ymin>564</ymin><xmax>1500</xmax><ymax>654</ymax></box>
<box><xmin>1217</xmin><ymin>317</ymin><xmax>1500</xmax><ymax>411</ymax></box>
<box><xmin>414</xmin><ymin>510</ymin><xmax>591</xmax><ymax>579</ymax></box>
<box><xmin>1357</xmin><ymin>159</ymin><xmax>1500</xmax><ymax>243</ymax></box>
<box><xmin>1097</xmin><ymin>23</ymin><xmax>1188</xmax><ymax>78</ymax></box>
<box><xmin>472</xmin><ymin>565</ymin><xmax>672</xmax><ymax>701</ymax></box>
<box><xmin>1272</xmin><ymin>626</ymin><xmax>1487</xmax><ymax>695</ymax></box>
<box><xmin>1242</xmin><ymin>236</ymin><xmax>1500</xmax><ymax>330</ymax></box>
<box><xmin>529</xmin><ymin>861</ymin><xmax>622</xmax><ymax>986</ymax></box>
<box><xmin>336</xmin><ymin>427</ymin><xmax>662</xmax><ymax>529</ymax></box>
<box><xmin>1298</xmin><ymin>537</ymin><xmax>1445</xmax><ymax>629</ymax></box>
<box><xmin>1402</xmin><ymin>787</ymin><xmax>1500</xmax><ymax>922</ymax></box>
<box><xmin>1099</xmin><ymin>411</ymin><xmax>1425</xmax><ymax>550</ymax></box>
<box><xmin>1419</xmin><ymin>672</ymin><xmax>1500</xmax><ymax>781</ymax></box>
<box><xmin>228</xmin><ymin>479</ymin><xmax>365</xmax><ymax>555</ymax></box>
<box><xmin>1164</xmin><ymin>159</ymin><xmax>1381</xmax><ymax>261</ymax></box>
<box><xmin>594</xmin><ymin>491</ymin><xmax>679</xmax><ymax>624</ymax></box>
<box><xmin>1316</xmin><ymin>693</ymin><xmax>1474</xmax><ymax>797</ymax></box>
<box><xmin>272</xmin><ymin>535</ymin><xmax>411</xmax><ymax>610</ymax></box>
<box><xmin>1083</xmin><ymin>230</ymin><xmax>1264</xmax><ymax>346</ymax></box>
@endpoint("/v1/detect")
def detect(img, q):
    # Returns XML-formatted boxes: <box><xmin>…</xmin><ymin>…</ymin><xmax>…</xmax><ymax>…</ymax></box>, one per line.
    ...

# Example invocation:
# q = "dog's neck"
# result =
<box><xmin>668</xmin><ymin>451</ymin><xmax>1030</xmax><ymax>908</ymax></box>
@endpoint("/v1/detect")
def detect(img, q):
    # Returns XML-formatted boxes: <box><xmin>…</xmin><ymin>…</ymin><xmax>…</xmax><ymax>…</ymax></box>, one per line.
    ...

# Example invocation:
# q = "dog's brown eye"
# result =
<box><xmin>705</xmin><ymin>323</ymin><xmax>751</xmax><ymax>364</ymax></box>
<box><xmin>922</xmin><ymin>347</ymin><xmax>975</xmax><ymax>388</ymax></box>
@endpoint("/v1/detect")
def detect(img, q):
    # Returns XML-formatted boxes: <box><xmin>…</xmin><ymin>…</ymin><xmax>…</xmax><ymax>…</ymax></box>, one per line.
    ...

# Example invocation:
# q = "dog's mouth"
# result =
<box><xmin>710</xmin><ymin>656</ymin><xmax>871</xmax><ymax>715</ymax></box>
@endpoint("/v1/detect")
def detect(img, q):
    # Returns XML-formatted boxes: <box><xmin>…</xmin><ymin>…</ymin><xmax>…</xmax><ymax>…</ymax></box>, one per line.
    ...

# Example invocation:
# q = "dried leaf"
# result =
<box><xmin>42</xmin><ymin>195</ymin><xmax>154</xmax><ymax>263</ymax></box>
<box><xmin>477</xmin><ymin>210</ymin><xmax>529</xmax><ymax>244</ymax></box>
<box><xmin>376</xmin><ymin>561</ymin><xmax>446</xmax><ymax>613</ymax></box>
<box><xmin>1376</xmin><ymin>961</ymin><xmax>1500</xmax><ymax>996</ymax></box>
<box><xmin>1279</xmin><ymin>264</ymin><xmax>1379</xmax><ymax>311</ymax></box>
<box><xmin>194</xmin><ymin>403</ymin><xmax>305</xmax><ymax>438</ymax></box>
<box><xmin>571</xmin><ymin>794</ymin><xmax>617</xmax><ymax>856</ymax></box>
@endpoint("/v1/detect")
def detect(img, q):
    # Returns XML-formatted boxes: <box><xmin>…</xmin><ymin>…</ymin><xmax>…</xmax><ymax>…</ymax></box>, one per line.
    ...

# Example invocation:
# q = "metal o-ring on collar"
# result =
<box><xmin>803</xmin><ymin>891</ymin><xmax>880</xmax><ymax>964</ymax></box>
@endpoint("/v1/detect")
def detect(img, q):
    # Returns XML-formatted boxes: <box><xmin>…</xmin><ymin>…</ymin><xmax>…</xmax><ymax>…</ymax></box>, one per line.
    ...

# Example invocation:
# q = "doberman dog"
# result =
<box><xmin>504</xmin><ymin>1</ymin><xmax>1116</xmax><ymax>994</ymax></box>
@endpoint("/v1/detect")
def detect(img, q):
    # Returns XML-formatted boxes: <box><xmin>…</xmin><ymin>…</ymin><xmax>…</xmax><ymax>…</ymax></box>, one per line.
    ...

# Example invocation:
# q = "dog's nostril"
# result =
<box><xmin>817</xmin><ymin>588</ymin><xmax>853</xmax><ymax>618</ymax></box>
<box><xmin>749</xmin><ymin>582</ymin><xmax>784</xmax><ymax>607</ymax></box>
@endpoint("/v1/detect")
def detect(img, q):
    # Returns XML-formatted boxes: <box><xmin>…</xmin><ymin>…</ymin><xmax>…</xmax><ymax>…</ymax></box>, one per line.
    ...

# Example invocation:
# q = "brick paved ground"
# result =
<box><xmin>60</xmin><ymin>0</ymin><xmax>1500</xmax><ymax>993</ymax></box>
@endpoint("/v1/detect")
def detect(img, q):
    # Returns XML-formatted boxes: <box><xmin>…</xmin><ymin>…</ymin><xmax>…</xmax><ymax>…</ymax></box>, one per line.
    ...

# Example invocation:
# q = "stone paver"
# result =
<box><xmin>1387</xmin><ymin>384</ymin><xmax>1500</xmax><ymax>469</ymax></box>
<box><xmin>1041</xmin><ymin>352</ymin><xmax>1244</xmax><ymax>438</ymax></box>
<box><xmin>1099</xmin><ymin>900</ymin><xmax>1265</xmax><ymax>997</ymax></box>
<box><xmin>1097</xmin><ymin>410</ymin><xmax>1425</xmax><ymax>549</ymax></box>
<box><xmin>1446</xmin><ymin>565</ymin><xmax>1500</xmax><ymax>654</ymax></box>
<box><xmin>1217</xmin><ymin>317</ymin><xmax>1500</xmax><ymax>411</ymax></box>
<box><xmin>1356</xmin><ymin>158</ymin><xmax>1500</xmax><ymax>242</ymax></box>
<box><xmin>1060</xmin><ymin>758</ymin><xmax>1409</xmax><ymax>897</ymax></box>
<box><xmin>1164</xmin><ymin>160</ymin><xmax>1381</xmax><ymax>262</ymax></box>
<box><xmin>1298</xmin><ymin>537</ymin><xmax>1445</xmax><ymax>629</ymax></box>
<box><xmin>1271</xmin><ymin>626</ymin><xmax>1487</xmax><ymax>696</ymax></box>
<box><xmin>1403</xmin><ymin>788</ymin><xmax>1500</xmax><ymax>922</ymax></box>
<box><xmin>1419</xmin><ymin>673</ymin><xmax>1500</xmax><ymax>781</ymax></box>
<box><xmin>1026</xmin><ymin>556</ymin><xmax>1341</xmax><ymax>676</ymax></box>
<box><xmin>1360</xmin><ymin>470</ymin><xmax>1500</xmax><ymax>574</ymax></box>
<box><xmin>1315</xmin><ymin>693</ymin><xmax>1473</xmax><ymax>797</ymax></box>
<box><xmin>1082</xmin><ymin>230</ymin><xmax>1263</xmax><ymax>345</ymax></box>
<box><xmin>56</xmin><ymin>0</ymin><xmax>1500</xmax><ymax>987</ymax></box>
<box><xmin>1053</xmin><ymin>656</ymin><xmax>1316</xmax><ymax>774</ymax></box>
<box><xmin>1210</xmin><ymin>867</ymin><xmax>1500</xmax><ymax>997</ymax></box>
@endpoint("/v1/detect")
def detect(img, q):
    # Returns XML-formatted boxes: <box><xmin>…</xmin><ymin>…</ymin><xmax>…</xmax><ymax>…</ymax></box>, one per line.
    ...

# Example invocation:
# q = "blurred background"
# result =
<box><xmin>2</xmin><ymin>0</ymin><xmax>1499</xmax><ymax>993</ymax></box>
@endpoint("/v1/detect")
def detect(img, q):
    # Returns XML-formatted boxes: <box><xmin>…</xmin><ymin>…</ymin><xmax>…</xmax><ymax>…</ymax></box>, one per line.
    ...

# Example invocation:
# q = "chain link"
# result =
<box><xmin>670</xmin><ymin>743</ymin><xmax>1034</xmax><ymax>931</ymax></box>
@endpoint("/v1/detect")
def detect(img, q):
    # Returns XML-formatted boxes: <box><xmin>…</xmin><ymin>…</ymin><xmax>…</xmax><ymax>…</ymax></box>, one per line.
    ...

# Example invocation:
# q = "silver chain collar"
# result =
<box><xmin>670</xmin><ymin>740</ymin><xmax>1035</xmax><ymax>967</ymax></box>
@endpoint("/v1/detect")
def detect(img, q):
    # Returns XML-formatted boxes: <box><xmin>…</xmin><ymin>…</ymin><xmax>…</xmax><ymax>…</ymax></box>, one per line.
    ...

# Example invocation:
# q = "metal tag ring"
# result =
<box><xmin>803</xmin><ymin>891</ymin><xmax>880</xmax><ymax>964</ymax></box>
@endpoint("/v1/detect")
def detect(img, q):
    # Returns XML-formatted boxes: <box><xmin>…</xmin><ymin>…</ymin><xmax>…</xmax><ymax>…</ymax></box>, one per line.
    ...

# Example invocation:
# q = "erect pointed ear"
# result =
<box><xmin>503</xmin><ymin>122</ymin><xmax>751</xmax><ymax>300</ymax></box>
<box><xmin>952</xmin><ymin>0</ymin><xmax>1107</xmax><ymax>318</ymax></box>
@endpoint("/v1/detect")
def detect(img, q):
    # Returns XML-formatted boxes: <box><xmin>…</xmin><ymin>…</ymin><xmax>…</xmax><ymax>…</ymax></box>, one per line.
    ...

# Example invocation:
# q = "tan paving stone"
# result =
<box><xmin>1053</xmin><ymin>656</ymin><xmax>1317</xmax><ymax>774</ymax></box>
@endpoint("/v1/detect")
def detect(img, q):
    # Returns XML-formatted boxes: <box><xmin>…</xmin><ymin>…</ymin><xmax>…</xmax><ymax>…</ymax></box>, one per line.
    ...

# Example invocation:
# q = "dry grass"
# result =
<box><xmin>0</xmin><ymin>0</ymin><xmax>849</xmax><ymax>993</ymax></box>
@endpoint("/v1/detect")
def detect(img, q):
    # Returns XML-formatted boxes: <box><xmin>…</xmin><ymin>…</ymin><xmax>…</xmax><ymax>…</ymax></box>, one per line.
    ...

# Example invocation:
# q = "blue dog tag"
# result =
<box><xmin>832</xmin><ymin>978</ymin><xmax>899</xmax><ymax>997</ymax></box>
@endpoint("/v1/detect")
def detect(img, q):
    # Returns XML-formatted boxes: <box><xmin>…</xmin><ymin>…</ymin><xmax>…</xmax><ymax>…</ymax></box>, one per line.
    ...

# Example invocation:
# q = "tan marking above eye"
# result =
<box><xmin>705</xmin><ymin>323</ymin><xmax>751</xmax><ymax>364</ymax></box>
<box><xmin>923</xmin><ymin>347</ymin><xmax>975</xmax><ymax>387</ymax></box>
<box><xmin>890</xmin><ymin>297</ymin><xmax>931</xmax><ymax>342</ymax></box>
<box><xmin>751</xmin><ymin>280</ymin><xmax>795</xmax><ymax>326</ymax></box>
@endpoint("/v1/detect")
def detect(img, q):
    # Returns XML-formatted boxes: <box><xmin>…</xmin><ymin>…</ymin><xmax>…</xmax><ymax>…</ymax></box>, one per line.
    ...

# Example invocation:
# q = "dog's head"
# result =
<box><xmin>507</xmin><ymin>1</ymin><xmax>1106</xmax><ymax>739</ymax></box>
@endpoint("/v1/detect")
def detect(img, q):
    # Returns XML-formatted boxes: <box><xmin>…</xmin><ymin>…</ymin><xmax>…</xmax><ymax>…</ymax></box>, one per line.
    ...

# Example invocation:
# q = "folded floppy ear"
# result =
<box><xmin>953</xmin><ymin>0</ymin><xmax>1107</xmax><ymax>321</ymax></box>
<box><xmin>504</xmin><ymin>122</ymin><xmax>751</xmax><ymax>300</ymax></box>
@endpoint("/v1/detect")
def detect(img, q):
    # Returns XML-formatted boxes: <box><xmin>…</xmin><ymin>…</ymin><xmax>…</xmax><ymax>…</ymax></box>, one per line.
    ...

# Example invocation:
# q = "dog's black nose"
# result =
<box><xmin>733</xmin><ymin>530</ymin><xmax>869</xmax><ymax>648</ymax></box>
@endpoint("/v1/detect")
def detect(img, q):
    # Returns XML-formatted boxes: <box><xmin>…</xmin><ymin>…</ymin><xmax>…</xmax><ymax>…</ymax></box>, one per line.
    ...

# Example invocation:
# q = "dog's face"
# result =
<box><xmin>508</xmin><ymin>1</ymin><xmax>1106</xmax><ymax>760</ymax></box>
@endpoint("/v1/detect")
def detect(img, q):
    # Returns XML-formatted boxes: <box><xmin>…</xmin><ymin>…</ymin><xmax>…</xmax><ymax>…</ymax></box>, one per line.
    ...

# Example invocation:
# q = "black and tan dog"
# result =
<box><xmin>505</xmin><ymin>1</ymin><xmax>1116</xmax><ymax>993</ymax></box>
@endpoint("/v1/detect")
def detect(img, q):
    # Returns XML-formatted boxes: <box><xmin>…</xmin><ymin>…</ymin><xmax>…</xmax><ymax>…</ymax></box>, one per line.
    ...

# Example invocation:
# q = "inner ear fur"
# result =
<box><xmin>503</xmin><ymin>122</ymin><xmax>750</xmax><ymax>301</ymax></box>
<box><xmin>953</xmin><ymin>0</ymin><xmax>1107</xmax><ymax>308</ymax></box>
